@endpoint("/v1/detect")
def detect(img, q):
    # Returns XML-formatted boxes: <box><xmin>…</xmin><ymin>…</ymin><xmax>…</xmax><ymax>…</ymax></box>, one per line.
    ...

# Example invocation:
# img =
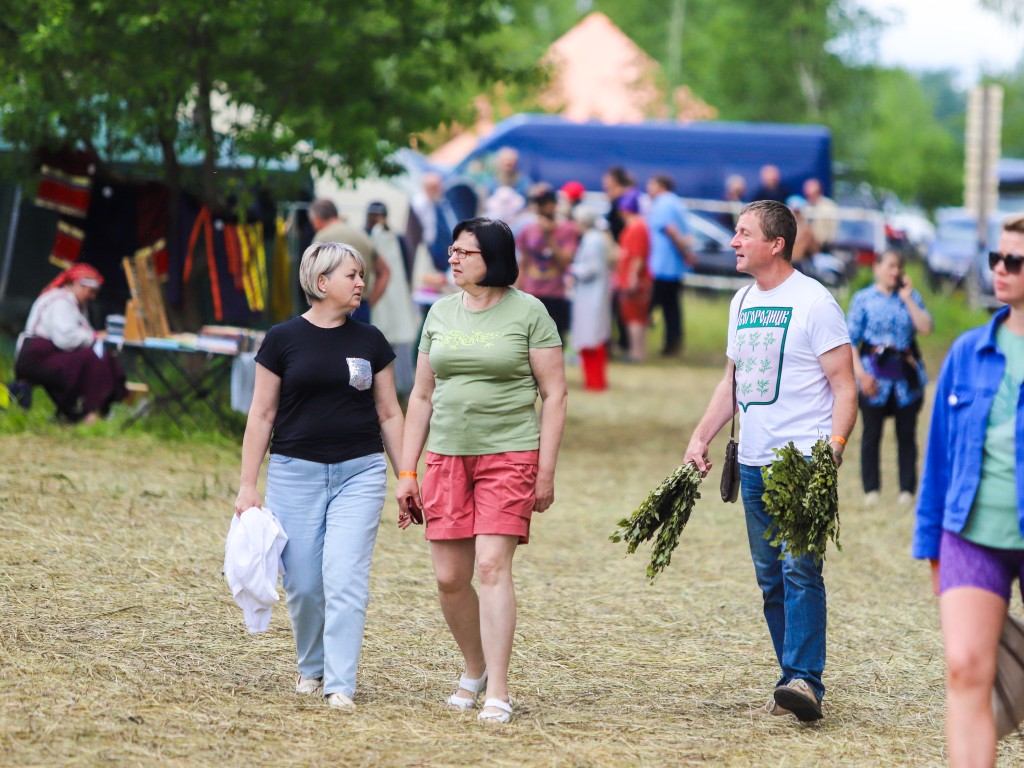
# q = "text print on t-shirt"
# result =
<box><xmin>436</xmin><ymin>330</ymin><xmax>502</xmax><ymax>348</ymax></box>
<box><xmin>347</xmin><ymin>357</ymin><xmax>373</xmax><ymax>390</ymax></box>
<box><xmin>735</xmin><ymin>306</ymin><xmax>792</xmax><ymax>411</ymax></box>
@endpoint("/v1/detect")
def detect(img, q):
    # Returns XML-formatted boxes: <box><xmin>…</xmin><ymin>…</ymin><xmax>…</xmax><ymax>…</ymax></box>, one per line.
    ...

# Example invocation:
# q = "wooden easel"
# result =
<box><xmin>122</xmin><ymin>243</ymin><xmax>170</xmax><ymax>341</ymax></box>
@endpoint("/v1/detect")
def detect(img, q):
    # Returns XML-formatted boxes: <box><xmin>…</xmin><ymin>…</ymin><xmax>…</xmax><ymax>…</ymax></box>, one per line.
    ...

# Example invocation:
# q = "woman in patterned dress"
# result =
<box><xmin>847</xmin><ymin>249</ymin><xmax>933</xmax><ymax>504</ymax></box>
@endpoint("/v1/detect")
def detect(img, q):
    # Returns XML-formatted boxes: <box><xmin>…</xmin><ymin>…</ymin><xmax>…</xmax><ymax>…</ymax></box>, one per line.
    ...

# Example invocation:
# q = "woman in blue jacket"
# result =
<box><xmin>914</xmin><ymin>213</ymin><xmax>1024</xmax><ymax>767</ymax></box>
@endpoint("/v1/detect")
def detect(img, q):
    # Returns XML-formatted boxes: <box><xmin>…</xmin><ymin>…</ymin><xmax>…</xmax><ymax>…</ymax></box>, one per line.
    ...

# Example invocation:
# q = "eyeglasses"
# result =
<box><xmin>447</xmin><ymin>246</ymin><xmax>482</xmax><ymax>260</ymax></box>
<box><xmin>988</xmin><ymin>251</ymin><xmax>1024</xmax><ymax>275</ymax></box>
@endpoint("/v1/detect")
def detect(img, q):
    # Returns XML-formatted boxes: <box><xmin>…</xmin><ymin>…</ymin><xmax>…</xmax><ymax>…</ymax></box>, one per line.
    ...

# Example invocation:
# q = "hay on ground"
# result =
<box><xmin>0</xmin><ymin>362</ymin><xmax>1018</xmax><ymax>766</ymax></box>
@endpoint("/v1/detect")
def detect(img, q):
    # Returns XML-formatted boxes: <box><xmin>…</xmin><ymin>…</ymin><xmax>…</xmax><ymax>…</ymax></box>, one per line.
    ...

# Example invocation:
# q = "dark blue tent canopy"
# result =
<box><xmin>449</xmin><ymin>114</ymin><xmax>832</xmax><ymax>201</ymax></box>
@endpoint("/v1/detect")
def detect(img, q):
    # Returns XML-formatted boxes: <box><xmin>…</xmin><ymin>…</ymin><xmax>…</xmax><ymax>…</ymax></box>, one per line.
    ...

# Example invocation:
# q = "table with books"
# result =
<box><xmin>104</xmin><ymin>324</ymin><xmax>263</xmax><ymax>432</ymax></box>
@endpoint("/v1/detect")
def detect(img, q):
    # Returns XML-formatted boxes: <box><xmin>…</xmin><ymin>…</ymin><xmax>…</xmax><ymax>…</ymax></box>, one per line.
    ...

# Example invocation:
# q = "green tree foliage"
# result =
<box><xmin>490</xmin><ymin>1</ymin><xmax>970</xmax><ymax>209</ymax></box>
<box><xmin>987</xmin><ymin>65</ymin><xmax>1024</xmax><ymax>158</ymax></box>
<box><xmin>684</xmin><ymin>1</ymin><xmax>840</xmax><ymax>121</ymax></box>
<box><xmin>850</xmin><ymin>69</ymin><xmax>963</xmax><ymax>208</ymax></box>
<box><xmin>586</xmin><ymin>0</ymin><xmax>881</xmax><ymax>123</ymax></box>
<box><xmin>0</xmin><ymin>0</ymin><xmax>532</xmax><ymax>205</ymax></box>
<box><xmin>979</xmin><ymin>0</ymin><xmax>1024</xmax><ymax>25</ymax></box>
<box><xmin>0</xmin><ymin>0</ymin><xmax>996</xmax><ymax>212</ymax></box>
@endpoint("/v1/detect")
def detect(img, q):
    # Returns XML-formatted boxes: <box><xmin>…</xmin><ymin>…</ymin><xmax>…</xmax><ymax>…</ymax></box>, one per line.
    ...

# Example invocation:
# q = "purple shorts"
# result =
<box><xmin>939</xmin><ymin>530</ymin><xmax>1024</xmax><ymax>603</ymax></box>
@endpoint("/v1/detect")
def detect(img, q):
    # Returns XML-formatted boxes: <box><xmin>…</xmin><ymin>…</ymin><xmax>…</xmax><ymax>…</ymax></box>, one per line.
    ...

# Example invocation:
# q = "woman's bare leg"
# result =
<box><xmin>475</xmin><ymin>534</ymin><xmax>519</xmax><ymax>710</ymax></box>
<box><xmin>941</xmin><ymin>586</ymin><xmax>1006</xmax><ymax>768</ymax></box>
<box><xmin>431</xmin><ymin>539</ymin><xmax>485</xmax><ymax>697</ymax></box>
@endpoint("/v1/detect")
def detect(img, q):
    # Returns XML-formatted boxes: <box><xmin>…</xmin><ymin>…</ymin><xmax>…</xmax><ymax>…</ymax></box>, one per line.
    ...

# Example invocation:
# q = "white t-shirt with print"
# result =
<box><xmin>726</xmin><ymin>270</ymin><xmax>850</xmax><ymax>466</ymax></box>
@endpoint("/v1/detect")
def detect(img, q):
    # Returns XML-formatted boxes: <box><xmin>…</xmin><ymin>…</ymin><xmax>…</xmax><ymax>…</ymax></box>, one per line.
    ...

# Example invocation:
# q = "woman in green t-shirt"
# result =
<box><xmin>397</xmin><ymin>217</ymin><xmax>567</xmax><ymax>724</ymax></box>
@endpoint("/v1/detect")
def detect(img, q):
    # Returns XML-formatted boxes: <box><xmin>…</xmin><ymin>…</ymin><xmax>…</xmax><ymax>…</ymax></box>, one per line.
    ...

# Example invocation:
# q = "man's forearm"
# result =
<box><xmin>694</xmin><ymin>374</ymin><xmax>736</xmax><ymax>445</ymax></box>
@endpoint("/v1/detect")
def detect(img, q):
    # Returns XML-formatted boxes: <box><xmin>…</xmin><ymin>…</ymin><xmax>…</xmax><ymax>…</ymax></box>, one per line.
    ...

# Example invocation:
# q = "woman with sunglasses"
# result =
<box><xmin>396</xmin><ymin>217</ymin><xmax>567</xmax><ymax>724</ymax></box>
<box><xmin>914</xmin><ymin>213</ymin><xmax>1024</xmax><ymax>767</ymax></box>
<box><xmin>846</xmin><ymin>249</ymin><xmax>933</xmax><ymax>506</ymax></box>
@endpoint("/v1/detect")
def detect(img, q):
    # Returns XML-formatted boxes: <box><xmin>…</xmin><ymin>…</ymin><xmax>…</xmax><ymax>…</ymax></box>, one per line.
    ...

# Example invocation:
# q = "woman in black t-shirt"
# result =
<box><xmin>235</xmin><ymin>241</ymin><xmax>404</xmax><ymax>710</ymax></box>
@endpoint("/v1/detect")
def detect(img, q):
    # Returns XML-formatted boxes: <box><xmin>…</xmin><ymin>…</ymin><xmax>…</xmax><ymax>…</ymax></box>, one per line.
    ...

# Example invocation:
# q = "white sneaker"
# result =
<box><xmin>864</xmin><ymin>491</ymin><xmax>880</xmax><ymax>505</ymax></box>
<box><xmin>898</xmin><ymin>491</ymin><xmax>914</xmax><ymax>506</ymax></box>
<box><xmin>296</xmin><ymin>675</ymin><xmax>323</xmax><ymax>695</ymax></box>
<box><xmin>326</xmin><ymin>692</ymin><xmax>355</xmax><ymax>710</ymax></box>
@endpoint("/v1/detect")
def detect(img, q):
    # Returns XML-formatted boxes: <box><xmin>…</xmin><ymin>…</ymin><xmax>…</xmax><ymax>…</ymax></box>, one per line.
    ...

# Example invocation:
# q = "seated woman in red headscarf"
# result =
<box><xmin>14</xmin><ymin>263</ymin><xmax>127</xmax><ymax>424</ymax></box>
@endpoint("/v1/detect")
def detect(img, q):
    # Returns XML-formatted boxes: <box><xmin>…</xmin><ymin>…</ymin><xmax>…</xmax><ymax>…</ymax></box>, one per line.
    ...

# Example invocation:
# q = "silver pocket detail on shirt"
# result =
<box><xmin>347</xmin><ymin>357</ymin><xmax>373</xmax><ymax>391</ymax></box>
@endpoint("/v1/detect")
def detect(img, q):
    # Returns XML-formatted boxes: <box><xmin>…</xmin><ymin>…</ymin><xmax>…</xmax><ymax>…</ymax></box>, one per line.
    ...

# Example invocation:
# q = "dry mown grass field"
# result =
<box><xmin>2</xmin><ymin>358</ymin><xmax>1023</xmax><ymax>767</ymax></box>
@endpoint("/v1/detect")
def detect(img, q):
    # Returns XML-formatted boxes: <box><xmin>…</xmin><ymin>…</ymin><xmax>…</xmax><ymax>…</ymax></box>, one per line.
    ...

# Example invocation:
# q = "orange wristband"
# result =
<box><xmin>830</xmin><ymin>435</ymin><xmax>847</xmax><ymax>447</ymax></box>
<box><xmin>399</xmin><ymin>471</ymin><xmax>418</xmax><ymax>479</ymax></box>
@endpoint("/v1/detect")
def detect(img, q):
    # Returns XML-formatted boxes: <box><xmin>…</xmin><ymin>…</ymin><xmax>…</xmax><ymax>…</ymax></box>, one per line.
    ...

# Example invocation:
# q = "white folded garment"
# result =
<box><xmin>224</xmin><ymin>506</ymin><xmax>288</xmax><ymax>633</ymax></box>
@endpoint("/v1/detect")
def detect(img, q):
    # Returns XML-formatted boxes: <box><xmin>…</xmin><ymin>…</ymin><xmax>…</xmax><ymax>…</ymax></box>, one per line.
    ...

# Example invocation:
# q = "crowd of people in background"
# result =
<box><xmin>0</xmin><ymin>153</ymin><xmax>863</xmax><ymax>419</ymax></box>
<box><xmin>8</xmin><ymin>144</ymin><xmax>1024</xmax><ymax>761</ymax></box>
<box><xmin>292</xmin><ymin>152</ymin><xmax>706</xmax><ymax>398</ymax></box>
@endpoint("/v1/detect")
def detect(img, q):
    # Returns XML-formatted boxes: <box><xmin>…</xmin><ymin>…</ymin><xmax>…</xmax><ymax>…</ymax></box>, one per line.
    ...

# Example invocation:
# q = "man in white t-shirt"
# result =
<box><xmin>683</xmin><ymin>200</ymin><xmax>857</xmax><ymax>722</ymax></box>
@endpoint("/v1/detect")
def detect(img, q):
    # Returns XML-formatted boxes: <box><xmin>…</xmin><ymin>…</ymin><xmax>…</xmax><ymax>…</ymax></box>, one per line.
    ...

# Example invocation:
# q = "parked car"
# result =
<box><xmin>925</xmin><ymin>208</ymin><xmax>999</xmax><ymax>290</ymax></box>
<box><xmin>886</xmin><ymin>208</ymin><xmax>935</xmax><ymax>256</ymax></box>
<box><xmin>829</xmin><ymin>209</ymin><xmax>887</xmax><ymax>268</ymax></box>
<box><xmin>687</xmin><ymin>212</ymin><xmax>739</xmax><ymax>277</ymax></box>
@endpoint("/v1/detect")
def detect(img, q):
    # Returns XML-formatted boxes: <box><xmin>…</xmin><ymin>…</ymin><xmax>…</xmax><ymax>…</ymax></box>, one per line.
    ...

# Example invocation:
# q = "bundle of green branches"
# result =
<box><xmin>610</xmin><ymin>462</ymin><xmax>702</xmax><ymax>581</ymax></box>
<box><xmin>761</xmin><ymin>437</ymin><xmax>840</xmax><ymax>564</ymax></box>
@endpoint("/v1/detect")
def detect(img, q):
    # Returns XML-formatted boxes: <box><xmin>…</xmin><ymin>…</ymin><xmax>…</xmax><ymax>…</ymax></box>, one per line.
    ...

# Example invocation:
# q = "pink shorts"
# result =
<box><xmin>421</xmin><ymin>450</ymin><xmax>539</xmax><ymax>544</ymax></box>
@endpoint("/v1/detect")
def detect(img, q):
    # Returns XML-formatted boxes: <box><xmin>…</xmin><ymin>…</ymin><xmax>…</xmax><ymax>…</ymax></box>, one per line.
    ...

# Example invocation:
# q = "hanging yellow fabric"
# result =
<box><xmin>269</xmin><ymin>216</ymin><xmax>293</xmax><ymax>322</ymax></box>
<box><xmin>237</xmin><ymin>222</ymin><xmax>267</xmax><ymax>313</ymax></box>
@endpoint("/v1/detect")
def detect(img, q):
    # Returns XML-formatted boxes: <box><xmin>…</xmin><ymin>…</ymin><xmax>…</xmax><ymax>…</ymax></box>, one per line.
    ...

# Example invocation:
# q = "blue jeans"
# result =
<box><xmin>739</xmin><ymin>463</ymin><xmax>827</xmax><ymax>701</ymax></box>
<box><xmin>267</xmin><ymin>452</ymin><xmax>387</xmax><ymax>698</ymax></box>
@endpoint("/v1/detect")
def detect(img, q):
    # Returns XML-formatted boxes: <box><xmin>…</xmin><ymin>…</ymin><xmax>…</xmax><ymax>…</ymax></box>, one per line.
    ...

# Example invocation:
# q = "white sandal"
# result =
<box><xmin>477</xmin><ymin>698</ymin><xmax>512</xmax><ymax>724</ymax></box>
<box><xmin>446</xmin><ymin>670</ymin><xmax>488</xmax><ymax>709</ymax></box>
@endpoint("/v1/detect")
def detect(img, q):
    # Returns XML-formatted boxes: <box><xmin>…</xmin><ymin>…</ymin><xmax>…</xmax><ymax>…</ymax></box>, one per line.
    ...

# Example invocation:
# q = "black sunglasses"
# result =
<box><xmin>988</xmin><ymin>251</ymin><xmax>1024</xmax><ymax>275</ymax></box>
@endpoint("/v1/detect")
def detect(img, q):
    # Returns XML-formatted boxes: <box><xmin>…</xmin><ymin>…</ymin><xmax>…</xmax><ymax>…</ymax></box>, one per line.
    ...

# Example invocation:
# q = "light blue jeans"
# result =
<box><xmin>739</xmin><ymin>463</ymin><xmax>827</xmax><ymax>701</ymax></box>
<box><xmin>266</xmin><ymin>452</ymin><xmax>387</xmax><ymax>698</ymax></box>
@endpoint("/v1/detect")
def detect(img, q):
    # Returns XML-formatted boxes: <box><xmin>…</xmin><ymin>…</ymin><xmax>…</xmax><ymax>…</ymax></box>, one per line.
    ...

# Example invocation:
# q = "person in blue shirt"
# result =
<box><xmin>913</xmin><ymin>212</ymin><xmax>1024</xmax><ymax>767</ymax></box>
<box><xmin>645</xmin><ymin>174</ymin><xmax>695</xmax><ymax>356</ymax></box>
<box><xmin>847</xmin><ymin>249</ymin><xmax>933</xmax><ymax>505</ymax></box>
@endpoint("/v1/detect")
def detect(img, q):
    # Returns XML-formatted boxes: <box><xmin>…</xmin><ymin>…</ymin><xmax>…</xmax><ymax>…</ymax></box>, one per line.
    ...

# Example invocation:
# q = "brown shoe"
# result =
<box><xmin>773</xmin><ymin>679</ymin><xmax>823</xmax><ymax>722</ymax></box>
<box><xmin>750</xmin><ymin>697</ymin><xmax>793</xmax><ymax>717</ymax></box>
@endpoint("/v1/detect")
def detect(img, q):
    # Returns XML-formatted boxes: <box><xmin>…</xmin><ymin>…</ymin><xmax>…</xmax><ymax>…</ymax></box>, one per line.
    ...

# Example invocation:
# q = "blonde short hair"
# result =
<box><xmin>1003</xmin><ymin>212</ymin><xmax>1024</xmax><ymax>234</ymax></box>
<box><xmin>298</xmin><ymin>242</ymin><xmax>366</xmax><ymax>305</ymax></box>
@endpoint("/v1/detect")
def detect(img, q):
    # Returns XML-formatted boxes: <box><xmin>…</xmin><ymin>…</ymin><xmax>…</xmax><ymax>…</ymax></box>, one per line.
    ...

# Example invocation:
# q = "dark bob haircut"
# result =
<box><xmin>451</xmin><ymin>217</ymin><xmax>519</xmax><ymax>287</ymax></box>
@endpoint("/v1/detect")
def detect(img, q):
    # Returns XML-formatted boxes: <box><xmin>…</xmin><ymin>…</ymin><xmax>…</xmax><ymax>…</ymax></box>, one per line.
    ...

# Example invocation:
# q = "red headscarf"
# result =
<box><xmin>41</xmin><ymin>263</ymin><xmax>104</xmax><ymax>295</ymax></box>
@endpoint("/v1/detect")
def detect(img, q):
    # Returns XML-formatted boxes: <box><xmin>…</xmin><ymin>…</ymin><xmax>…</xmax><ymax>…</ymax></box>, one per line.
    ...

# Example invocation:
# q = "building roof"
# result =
<box><xmin>428</xmin><ymin>12</ymin><xmax>716</xmax><ymax>167</ymax></box>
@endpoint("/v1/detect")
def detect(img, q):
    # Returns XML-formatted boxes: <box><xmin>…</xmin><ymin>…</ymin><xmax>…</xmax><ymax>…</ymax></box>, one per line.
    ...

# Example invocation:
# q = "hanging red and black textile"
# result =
<box><xmin>35</xmin><ymin>165</ymin><xmax>93</xmax><ymax>219</ymax></box>
<box><xmin>50</xmin><ymin>220</ymin><xmax>86</xmax><ymax>267</ymax></box>
<box><xmin>172</xmin><ymin>201</ymin><xmax>264</xmax><ymax>325</ymax></box>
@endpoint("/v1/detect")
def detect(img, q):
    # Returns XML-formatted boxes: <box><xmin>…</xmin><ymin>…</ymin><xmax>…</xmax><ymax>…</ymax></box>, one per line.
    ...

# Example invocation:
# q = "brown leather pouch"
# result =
<box><xmin>720</xmin><ymin>437</ymin><xmax>740</xmax><ymax>503</ymax></box>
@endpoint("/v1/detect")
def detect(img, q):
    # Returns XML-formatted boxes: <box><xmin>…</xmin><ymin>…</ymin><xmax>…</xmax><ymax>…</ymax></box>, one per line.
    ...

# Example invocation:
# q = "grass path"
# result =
<box><xmin>1</xmin><ymin>359</ymin><xmax>1021</xmax><ymax>767</ymax></box>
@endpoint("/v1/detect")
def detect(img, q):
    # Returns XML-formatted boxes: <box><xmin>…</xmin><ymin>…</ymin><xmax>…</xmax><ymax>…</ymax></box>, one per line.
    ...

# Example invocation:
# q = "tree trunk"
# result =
<box><xmin>666</xmin><ymin>0</ymin><xmax>687</xmax><ymax>120</ymax></box>
<box><xmin>796</xmin><ymin>60</ymin><xmax>822</xmax><ymax>119</ymax></box>
<box><xmin>159</xmin><ymin>131</ymin><xmax>181</xmax><ymax>264</ymax></box>
<box><xmin>158</xmin><ymin>132</ymin><xmax>198</xmax><ymax>333</ymax></box>
<box><xmin>194</xmin><ymin>41</ymin><xmax>220</xmax><ymax>210</ymax></box>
